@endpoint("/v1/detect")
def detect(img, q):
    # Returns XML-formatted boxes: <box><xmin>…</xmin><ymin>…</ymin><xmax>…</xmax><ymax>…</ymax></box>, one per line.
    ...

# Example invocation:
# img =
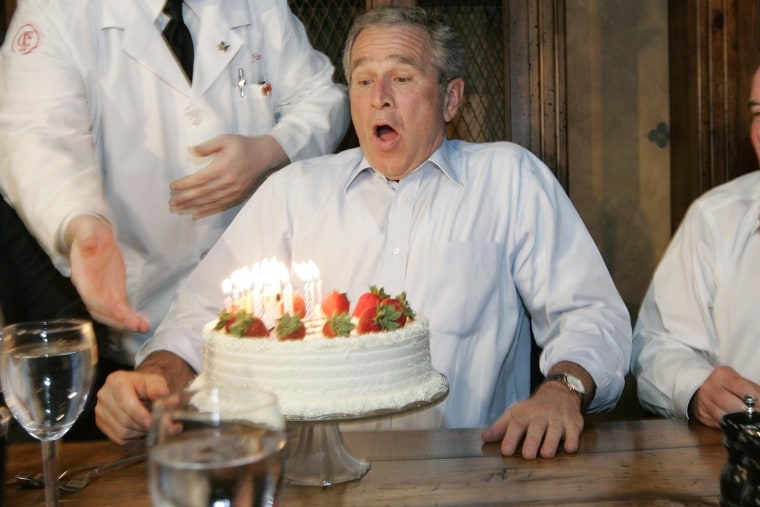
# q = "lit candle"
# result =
<box><xmin>293</xmin><ymin>260</ymin><xmax>322</xmax><ymax>320</ymax></box>
<box><xmin>309</xmin><ymin>260</ymin><xmax>322</xmax><ymax>319</ymax></box>
<box><xmin>250</xmin><ymin>261</ymin><xmax>264</xmax><ymax>318</ymax></box>
<box><xmin>222</xmin><ymin>278</ymin><xmax>233</xmax><ymax>310</ymax></box>
<box><xmin>276</xmin><ymin>261</ymin><xmax>294</xmax><ymax>315</ymax></box>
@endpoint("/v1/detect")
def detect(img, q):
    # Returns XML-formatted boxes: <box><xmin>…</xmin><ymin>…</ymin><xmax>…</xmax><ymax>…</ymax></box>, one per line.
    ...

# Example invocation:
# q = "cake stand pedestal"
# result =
<box><xmin>284</xmin><ymin>380</ymin><xmax>448</xmax><ymax>487</ymax></box>
<box><xmin>285</xmin><ymin>421</ymin><xmax>370</xmax><ymax>486</ymax></box>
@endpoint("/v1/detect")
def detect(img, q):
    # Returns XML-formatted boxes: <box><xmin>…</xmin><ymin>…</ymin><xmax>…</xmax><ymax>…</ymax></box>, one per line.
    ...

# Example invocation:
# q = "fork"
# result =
<box><xmin>57</xmin><ymin>451</ymin><xmax>147</xmax><ymax>492</ymax></box>
<box><xmin>15</xmin><ymin>451</ymin><xmax>147</xmax><ymax>493</ymax></box>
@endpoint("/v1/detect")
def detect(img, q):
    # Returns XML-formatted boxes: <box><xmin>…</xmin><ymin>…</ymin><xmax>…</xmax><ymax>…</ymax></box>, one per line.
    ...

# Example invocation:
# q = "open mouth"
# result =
<box><xmin>375</xmin><ymin>123</ymin><xmax>398</xmax><ymax>142</ymax></box>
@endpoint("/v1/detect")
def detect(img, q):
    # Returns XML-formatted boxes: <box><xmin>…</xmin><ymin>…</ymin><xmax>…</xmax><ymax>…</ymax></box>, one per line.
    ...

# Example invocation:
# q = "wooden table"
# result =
<box><xmin>4</xmin><ymin>417</ymin><xmax>726</xmax><ymax>506</ymax></box>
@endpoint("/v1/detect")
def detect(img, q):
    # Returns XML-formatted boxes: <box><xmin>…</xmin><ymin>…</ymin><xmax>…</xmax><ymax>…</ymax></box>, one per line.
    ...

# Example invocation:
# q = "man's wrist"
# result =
<box><xmin>543</xmin><ymin>362</ymin><xmax>596</xmax><ymax>410</ymax></box>
<box><xmin>544</xmin><ymin>373</ymin><xmax>587</xmax><ymax>408</ymax></box>
<box><xmin>138</xmin><ymin>351</ymin><xmax>195</xmax><ymax>392</ymax></box>
<box><xmin>60</xmin><ymin>213</ymin><xmax>113</xmax><ymax>254</ymax></box>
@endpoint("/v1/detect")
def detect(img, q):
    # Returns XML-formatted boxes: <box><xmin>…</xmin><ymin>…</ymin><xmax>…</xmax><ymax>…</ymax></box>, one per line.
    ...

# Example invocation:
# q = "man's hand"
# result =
<box><xmin>481</xmin><ymin>381</ymin><xmax>584</xmax><ymax>459</ymax></box>
<box><xmin>481</xmin><ymin>361</ymin><xmax>592</xmax><ymax>459</ymax></box>
<box><xmin>65</xmin><ymin>215</ymin><xmax>149</xmax><ymax>333</ymax></box>
<box><xmin>95</xmin><ymin>351</ymin><xmax>195</xmax><ymax>444</ymax></box>
<box><xmin>689</xmin><ymin>365</ymin><xmax>760</xmax><ymax>428</ymax></box>
<box><xmin>169</xmin><ymin>134</ymin><xmax>288</xmax><ymax>220</ymax></box>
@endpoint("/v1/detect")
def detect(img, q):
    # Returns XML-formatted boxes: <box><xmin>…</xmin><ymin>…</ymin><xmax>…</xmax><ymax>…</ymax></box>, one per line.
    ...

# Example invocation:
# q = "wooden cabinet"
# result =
<box><xmin>669</xmin><ymin>0</ymin><xmax>760</xmax><ymax>230</ymax></box>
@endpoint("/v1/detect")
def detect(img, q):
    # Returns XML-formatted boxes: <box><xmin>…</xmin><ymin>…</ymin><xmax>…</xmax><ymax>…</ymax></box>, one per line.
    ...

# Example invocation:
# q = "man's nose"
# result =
<box><xmin>371</xmin><ymin>79</ymin><xmax>393</xmax><ymax>109</ymax></box>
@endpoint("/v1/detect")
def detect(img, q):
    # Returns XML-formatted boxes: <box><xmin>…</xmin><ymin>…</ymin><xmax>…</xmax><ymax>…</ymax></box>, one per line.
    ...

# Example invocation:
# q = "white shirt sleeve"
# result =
<box><xmin>632</xmin><ymin>200</ymin><xmax>721</xmax><ymax>419</ymax></box>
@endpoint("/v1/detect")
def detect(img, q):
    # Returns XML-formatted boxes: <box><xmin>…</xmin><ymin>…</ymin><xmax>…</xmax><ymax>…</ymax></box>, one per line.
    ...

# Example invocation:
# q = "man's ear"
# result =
<box><xmin>443</xmin><ymin>77</ymin><xmax>465</xmax><ymax>122</ymax></box>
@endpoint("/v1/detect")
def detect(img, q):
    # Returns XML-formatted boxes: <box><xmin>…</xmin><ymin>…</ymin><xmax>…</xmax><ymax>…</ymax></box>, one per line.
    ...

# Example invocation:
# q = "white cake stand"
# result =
<box><xmin>284</xmin><ymin>378</ymin><xmax>449</xmax><ymax>487</ymax></box>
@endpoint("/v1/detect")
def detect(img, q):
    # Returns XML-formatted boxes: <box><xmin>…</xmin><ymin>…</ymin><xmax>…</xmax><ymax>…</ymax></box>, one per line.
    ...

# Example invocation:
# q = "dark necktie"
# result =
<box><xmin>163</xmin><ymin>0</ymin><xmax>194</xmax><ymax>82</ymax></box>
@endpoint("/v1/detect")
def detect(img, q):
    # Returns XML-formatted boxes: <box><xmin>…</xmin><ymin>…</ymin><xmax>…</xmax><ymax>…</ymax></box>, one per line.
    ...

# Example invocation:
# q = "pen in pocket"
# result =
<box><xmin>237</xmin><ymin>68</ymin><xmax>246</xmax><ymax>98</ymax></box>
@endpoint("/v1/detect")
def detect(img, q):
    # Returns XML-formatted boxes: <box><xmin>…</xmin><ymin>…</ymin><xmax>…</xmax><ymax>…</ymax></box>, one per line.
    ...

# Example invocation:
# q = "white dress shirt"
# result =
<box><xmin>0</xmin><ymin>0</ymin><xmax>349</xmax><ymax>364</ymax></box>
<box><xmin>140</xmin><ymin>138</ymin><xmax>631</xmax><ymax>429</ymax></box>
<box><xmin>633</xmin><ymin>171</ymin><xmax>760</xmax><ymax>419</ymax></box>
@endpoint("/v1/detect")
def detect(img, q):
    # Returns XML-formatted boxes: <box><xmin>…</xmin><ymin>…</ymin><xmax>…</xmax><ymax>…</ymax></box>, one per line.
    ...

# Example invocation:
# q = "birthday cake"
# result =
<box><xmin>192</xmin><ymin>259</ymin><xmax>448</xmax><ymax>418</ymax></box>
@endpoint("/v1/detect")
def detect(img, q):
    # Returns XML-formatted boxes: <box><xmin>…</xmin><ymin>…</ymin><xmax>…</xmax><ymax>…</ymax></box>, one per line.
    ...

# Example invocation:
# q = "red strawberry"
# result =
<box><xmin>276</xmin><ymin>313</ymin><xmax>306</xmax><ymax>340</ymax></box>
<box><xmin>292</xmin><ymin>293</ymin><xmax>306</xmax><ymax>318</ymax></box>
<box><xmin>356</xmin><ymin>306</ymin><xmax>382</xmax><ymax>334</ymax></box>
<box><xmin>242</xmin><ymin>317</ymin><xmax>269</xmax><ymax>338</ymax></box>
<box><xmin>228</xmin><ymin>313</ymin><xmax>269</xmax><ymax>338</ymax></box>
<box><xmin>395</xmin><ymin>292</ymin><xmax>416</xmax><ymax>321</ymax></box>
<box><xmin>356</xmin><ymin>301</ymin><xmax>403</xmax><ymax>334</ymax></box>
<box><xmin>214</xmin><ymin>308</ymin><xmax>237</xmax><ymax>331</ymax></box>
<box><xmin>322</xmin><ymin>313</ymin><xmax>355</xmax><ymax>337</ymax></box>
<box><xmin>352</xmin><ymin>285</ymin><xmax>389</xmax><ymax>318</ymax></box>
<box><xmin>379</xmin><ymin>297</ymin><xmax>407</xmax><ymax>328</ymax></box>
<box><xmin>279</xmin><ymin>293</ymin><xmax>306</xmax><ymax>318</ymax></box>
<box><xmin>216</xmin><ymin>309</ymin><xmax>249</xmax><ymax>333</ymax></box>
<box><xmin>321</xmin><ymin>290</ymin><xmax>350</xmax><ymax>317</ymax></box>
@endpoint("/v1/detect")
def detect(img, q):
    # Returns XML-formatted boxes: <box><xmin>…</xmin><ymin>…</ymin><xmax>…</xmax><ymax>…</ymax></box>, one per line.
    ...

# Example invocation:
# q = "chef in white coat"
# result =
<box><xmin>0</xmin><ymin>0</ymin><xmax>349</xmax><ymax>369</ymax></box>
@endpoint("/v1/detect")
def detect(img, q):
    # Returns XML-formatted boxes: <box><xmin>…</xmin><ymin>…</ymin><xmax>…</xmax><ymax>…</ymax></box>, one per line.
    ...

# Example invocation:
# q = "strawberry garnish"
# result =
<box><xmin>214</xmin><ymin>308</ymin><xmax>237</xmax><ymax>331</ymax></box>
<box><xmin>228</xmin><ymin>313</ymin><xmax>270</xmax><ymax>338</ymax></box>
<box><xmin>279</xmin><ymin>293</ymin><xmax>306</xmax><ymax>318</ymax></box>
<box><xmin>322</xmin><ymin>313</ymin><xmax>355</xmax><ymax>337</ymax></box>
<box><xmin>215</xmin><ymin>308</ymin><xmax>251</xmax><ymax>333</ymax></box>
<box><xmin>242</xmin><ymin>318</ymin><xmax>270</xmax><ymax>337</ymax></box>
<box><xmin>356</xmin><ymin>301</ymin><xmax>403</xmax><ymax>334</ymax></box>
<box><xmin>379</xmin><ymin>297</ymin><xmax>407</xmax><ymax>328</ymax></box>
<box><xmin>356</xmin><ymin>306</ymin><xmax>382</xmax><ymax>334</ymax></box>
<box><xmin>352</xmin><ymin>285</ymin><xmax>389</xmax><ymax>318</ymax></box>
<box><xmin>395</xmin><ymin>292</ymin><xmax>416</xmax><ymax>321</ymax></box>
<box><xmin>276</xmin><ymin>313</ymin><xmax>306</xmax><ymax>340</ymax></box>
<box><xmin>321</xmin><ymin>290</ymin><xmax>350</xmax><ymax>317</ymax></box>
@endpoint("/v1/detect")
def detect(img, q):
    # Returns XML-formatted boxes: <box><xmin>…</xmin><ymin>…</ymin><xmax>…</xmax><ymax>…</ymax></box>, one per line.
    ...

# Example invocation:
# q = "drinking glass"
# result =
<box><xmin>148</xmin><ymin>386</ymin><xmax>287</xmax><ymax>507</ymax></box>
<box><xmin>0</xmin><ymin>319</ymin><xmax>97</xmax><ymax>507</ymax></box>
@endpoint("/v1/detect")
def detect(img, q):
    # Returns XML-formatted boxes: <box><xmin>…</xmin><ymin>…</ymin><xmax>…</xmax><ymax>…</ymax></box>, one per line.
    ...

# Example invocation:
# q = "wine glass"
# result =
<box><xmin>0</xmin><ymin>319</ymin><xmax>97</xmax><ymax>507</ymax></box>
<box><xmin>148</xmin><ymin>385</ymin><xmax>287</xmax><ymax>507</ymax></box>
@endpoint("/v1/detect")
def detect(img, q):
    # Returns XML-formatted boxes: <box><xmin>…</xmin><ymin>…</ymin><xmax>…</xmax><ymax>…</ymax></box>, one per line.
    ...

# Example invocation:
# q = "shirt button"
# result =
<box><xmin>187</xmin><ymin>110</ymin><xmax>203</xmax><ymax>126</ymax></box>
<box><xmin>393</xmin><ymin>248</ymin><xmax>400</xmax><ymax>255</ymax></box>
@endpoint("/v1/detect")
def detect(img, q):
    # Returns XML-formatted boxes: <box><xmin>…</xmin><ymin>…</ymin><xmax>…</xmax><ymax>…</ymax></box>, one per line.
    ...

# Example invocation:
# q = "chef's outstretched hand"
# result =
<box><xmin>65</xmin><ymin>215</ymin><xmax>149</xmax><ymax>333</ymax></box>
<box><xmin>169</xmin><ymin>134</ymin><xmax>288</xmax><ymax>220</ymax></box>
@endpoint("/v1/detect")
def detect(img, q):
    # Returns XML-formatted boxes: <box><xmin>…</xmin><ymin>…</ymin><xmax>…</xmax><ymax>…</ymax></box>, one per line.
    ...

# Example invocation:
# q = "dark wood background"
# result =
<box><xmin>3</xmin><ymin>0</ymin><xmax>756</xmax><ymax>228</ymax></box>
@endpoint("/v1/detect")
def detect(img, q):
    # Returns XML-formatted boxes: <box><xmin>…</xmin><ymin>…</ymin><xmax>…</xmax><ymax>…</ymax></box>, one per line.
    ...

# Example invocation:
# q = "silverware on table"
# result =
<box><xmin>12</xmin><ymin>451</ymin><xmax>146</xmax><ymax>492</ymax></box>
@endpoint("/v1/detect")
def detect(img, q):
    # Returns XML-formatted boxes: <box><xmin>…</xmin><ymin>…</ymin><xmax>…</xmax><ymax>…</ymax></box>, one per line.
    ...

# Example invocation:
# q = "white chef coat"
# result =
<box><xmin>140</xmin><ymin>139</ymin><xmax>632</xmax><ymax>430</ymax></box>
<box><xmin>633</xmin><ymin>171</ymin><xmax>760</xmax><ymax>419</ymax></box>
<box><xmin>0</xmin><ymin>0</ymin><xmax>349</xmax><ymax>364</ymax></box>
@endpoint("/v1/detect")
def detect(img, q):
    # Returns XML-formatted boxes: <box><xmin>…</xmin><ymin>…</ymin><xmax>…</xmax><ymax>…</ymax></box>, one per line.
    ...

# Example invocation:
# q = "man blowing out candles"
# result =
<box><xmin>96</xmin><ymin>6</ymin><xmax>632</xmax><ymax>460</ymax></box>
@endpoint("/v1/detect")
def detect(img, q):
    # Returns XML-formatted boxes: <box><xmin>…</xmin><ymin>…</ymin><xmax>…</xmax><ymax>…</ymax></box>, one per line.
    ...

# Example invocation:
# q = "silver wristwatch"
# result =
<box><xmin>545</xmin><ymin>373</ymin><xmax>586</xmax><ymax>407</ymax></box>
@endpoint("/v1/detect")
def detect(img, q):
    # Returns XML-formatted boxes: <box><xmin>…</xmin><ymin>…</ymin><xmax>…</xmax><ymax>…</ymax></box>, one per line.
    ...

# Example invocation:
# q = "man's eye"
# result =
<box><xmin>357</xmin><ymin>79</ymin><xmax>372</xmax><ymax>86</ymax></box>
<box><xmin>395</xmin><ymin>77</ymin><xmax>410</xmax><ymax>83</ymax></box>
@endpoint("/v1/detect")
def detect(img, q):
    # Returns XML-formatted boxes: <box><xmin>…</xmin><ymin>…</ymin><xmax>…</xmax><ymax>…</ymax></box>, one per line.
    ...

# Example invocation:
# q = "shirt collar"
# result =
<box><xmin>344</xmin><ymin>138</ymin><xmax>464</xmax><ymax>193</ymax></box>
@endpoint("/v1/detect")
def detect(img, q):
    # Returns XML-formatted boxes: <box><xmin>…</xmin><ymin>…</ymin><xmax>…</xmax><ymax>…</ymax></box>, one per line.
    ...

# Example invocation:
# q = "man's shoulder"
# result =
<box><xmin>444</xmin><ymin>139</ymin><xmax>559</xmax><ymax>190</ymax></box>
<box><xmin>448</xmin><ymin>139</ymin><xmax>549</xmax><ymax>172</ymax></box>
<box><xmin>290</xmin><ymin>148</ymin><xmax>363</xmax><ymax>172</ymax></box>
<box><xmin>6</xmin><ymin>0</ymin><xmax>105</xmax><ymax>42</ymax></box>
<box><xmin>449</xmin><ymin>139</ymin><xmax>529</xmax><ymax>158</ymax></box>
<box><xmin>270</xmin><ymin>148</ymin><xmax>362</xmax><ymax>186</ymax></box>
<box><xmin>695</xmin><ymin>171</ymin><xmax>760</xmax><ymax>212</ymax></box>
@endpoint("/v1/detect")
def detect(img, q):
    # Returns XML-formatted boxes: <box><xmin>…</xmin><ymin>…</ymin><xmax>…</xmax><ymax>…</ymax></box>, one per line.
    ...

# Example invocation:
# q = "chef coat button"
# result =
<box><xmin>393</xmin><ymin>247</ymin><xmax>400</xmax><ymax>255</ymax></box>
<box><xmin>187</xmin><ymin>110</ymin><xmax>203</xmax><ymax>126</ymax></box>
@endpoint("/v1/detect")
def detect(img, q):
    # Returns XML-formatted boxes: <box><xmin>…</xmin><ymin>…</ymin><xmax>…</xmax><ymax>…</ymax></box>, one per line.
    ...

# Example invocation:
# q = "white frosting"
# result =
<box><xmin>193</xmin><ymin>317</ymin><xmax>448</xmax><ymax>418</ymax></box>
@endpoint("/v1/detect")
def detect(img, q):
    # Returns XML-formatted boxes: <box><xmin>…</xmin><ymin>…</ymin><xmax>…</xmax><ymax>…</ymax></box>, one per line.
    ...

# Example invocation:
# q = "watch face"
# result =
<box><xmin>566</xmin><ymin>375</ymin><xmax>585</xmax><ymax>395</ymax></box>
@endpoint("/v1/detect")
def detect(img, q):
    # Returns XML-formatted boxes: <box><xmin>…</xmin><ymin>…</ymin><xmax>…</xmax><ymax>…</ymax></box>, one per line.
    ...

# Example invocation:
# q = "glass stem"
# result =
<box><xmin>41</xmin><ymin>439</ymin><xmax>60</xmax><ymax>507</ymax></box>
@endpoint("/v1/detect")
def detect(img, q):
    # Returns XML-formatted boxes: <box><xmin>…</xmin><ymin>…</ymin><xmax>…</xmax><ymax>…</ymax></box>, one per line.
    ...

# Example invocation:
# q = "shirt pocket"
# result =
<box><xmin>229</xmin><ymin>39</ymin><xmax>276</xmax><ymax>136</ymax></box>
<box><xmin>419</xmin><ymin>241</ymin><xmax>501</xmax><ymax>337</ymax></box>
<box><xmin>232</xmin><ymin>68</ymin><xmax>276</xmax><ymax>136</ymax></box>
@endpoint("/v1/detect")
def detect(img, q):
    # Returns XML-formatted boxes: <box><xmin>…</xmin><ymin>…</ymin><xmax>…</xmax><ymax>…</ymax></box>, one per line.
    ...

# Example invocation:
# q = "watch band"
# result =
<box><xmin>544</xmin><ymin>373</ymin><xmax>586</xmax><ymax>407</ymax></box>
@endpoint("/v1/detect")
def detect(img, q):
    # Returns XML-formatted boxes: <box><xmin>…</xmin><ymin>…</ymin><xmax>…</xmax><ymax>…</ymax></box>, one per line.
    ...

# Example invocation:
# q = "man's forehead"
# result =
<box><xmin>350</xmin><ymin>25</ymin><xmax>432</xmax><ymax>68</ymax></box>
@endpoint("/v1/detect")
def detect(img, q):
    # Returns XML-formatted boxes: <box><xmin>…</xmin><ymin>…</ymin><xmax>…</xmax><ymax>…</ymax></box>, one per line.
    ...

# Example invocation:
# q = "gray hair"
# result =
<box><xmin>342</xmin><ymin>6</ymin><xmax>466</xmax><ymax>92</ymax></box>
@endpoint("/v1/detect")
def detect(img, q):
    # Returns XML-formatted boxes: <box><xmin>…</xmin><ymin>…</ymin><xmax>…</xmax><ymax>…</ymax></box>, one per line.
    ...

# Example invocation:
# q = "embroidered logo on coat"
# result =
<box><xmin>12</xmin><ymin>24</ymin><xmax>40</xmax><ymax>55</ymax></box>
